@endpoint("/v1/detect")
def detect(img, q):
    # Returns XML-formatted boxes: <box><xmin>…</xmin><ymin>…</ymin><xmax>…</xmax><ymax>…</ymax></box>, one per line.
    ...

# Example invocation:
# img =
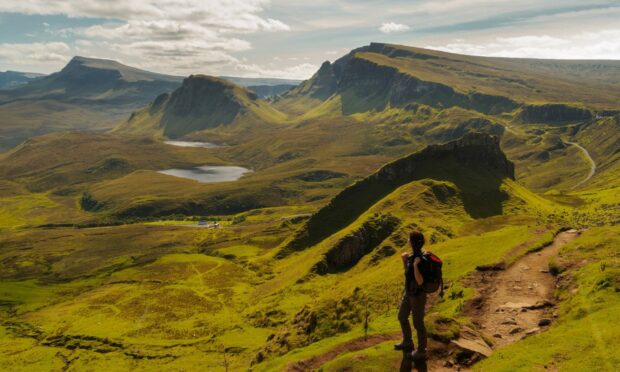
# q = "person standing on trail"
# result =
<box><xmin>395</xmin><ymin>231</ymin><xmax>427</xmax><ymax>360</ymax></box>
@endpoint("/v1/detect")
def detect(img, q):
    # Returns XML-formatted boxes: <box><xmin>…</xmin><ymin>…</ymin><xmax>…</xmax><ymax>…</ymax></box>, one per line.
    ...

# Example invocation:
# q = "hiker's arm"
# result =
<box><xmin>413</xmin><ymin>257</ymin><xmax>424</xmax><ymax>285</ymax></box>
<box><xmin>401</xmin><ymin>252</ymin><xmax>409</xmax><ymax>269</ymax></box>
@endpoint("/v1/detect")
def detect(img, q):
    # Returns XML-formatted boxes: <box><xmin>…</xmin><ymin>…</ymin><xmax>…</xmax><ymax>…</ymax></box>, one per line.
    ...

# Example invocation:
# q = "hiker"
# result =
<box><xmin>395</xmin><ymin>231</ymin><xmax>428</xmax><ymax>360</ymax></box>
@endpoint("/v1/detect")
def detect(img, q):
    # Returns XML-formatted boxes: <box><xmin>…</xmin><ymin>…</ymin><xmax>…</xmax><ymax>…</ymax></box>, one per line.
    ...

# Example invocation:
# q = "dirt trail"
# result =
<box><xmin>467</xmin><ymin>229</ymin><xmax>580</xmax><ymax>348</ymax></box>
<box><xmin>565</xmin><ymin>141</ymin><xmax>596</xmax><ymax>189</ymax></box>
<box><xmin>286</xmin><ymin>230</ymin><xmax>581</xmax><ymax>371</ymax></box>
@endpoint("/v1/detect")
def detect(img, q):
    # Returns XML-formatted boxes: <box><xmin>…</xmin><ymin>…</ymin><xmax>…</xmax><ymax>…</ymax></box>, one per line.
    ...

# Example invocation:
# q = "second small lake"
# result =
<box><xmin>164</xmin><ymin>140</ymin><xmax>219</xmax><ymax>148</ymax></box>
<box><xmin>158</xmin><ymin>165</ymin><xmax>251</xmax><ymax>183</ymax></box>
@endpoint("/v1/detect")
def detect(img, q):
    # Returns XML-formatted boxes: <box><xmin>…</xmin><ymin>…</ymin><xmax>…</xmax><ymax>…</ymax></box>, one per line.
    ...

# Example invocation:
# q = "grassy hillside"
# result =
<box><xmin>0</xmin><ymin>43</ymin><xmax>618</xmax><ymax>371</ymax></box>
<box><xmin>0</xmin><ymin>136</ymin><xmax>575</xmax><ymax>371</ymax></box>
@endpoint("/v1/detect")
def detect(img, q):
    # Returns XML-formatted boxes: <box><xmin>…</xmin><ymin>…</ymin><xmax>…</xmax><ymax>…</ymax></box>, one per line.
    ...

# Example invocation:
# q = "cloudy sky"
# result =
<box><xmin>0</xmin><ymin>0</ymin><xmax>619</xmax><ymax>79</ymax></box>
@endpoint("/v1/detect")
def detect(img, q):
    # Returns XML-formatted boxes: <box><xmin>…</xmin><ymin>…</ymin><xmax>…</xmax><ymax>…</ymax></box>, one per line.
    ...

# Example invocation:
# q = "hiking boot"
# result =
<box><xmin>394</xmin><ymin>341</ymin><xmax>413</xmax><ymax>351</ymax></box>
<box><xmin>411</xmin><ymin>349</ymin><xmax>427</xmax><ymax>360</ymax></box>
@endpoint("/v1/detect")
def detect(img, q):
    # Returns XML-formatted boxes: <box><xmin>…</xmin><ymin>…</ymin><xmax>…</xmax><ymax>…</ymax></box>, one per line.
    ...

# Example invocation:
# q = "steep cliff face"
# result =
<box><xmin>518</xmin><ymin>104</ymin><xmax>593</xmax><ymax>123</ymax></box>
<box><xmin>312</xmin><ymin>214</ymin><xmax>400</xmax><ymax>275</ymax></box>
<box><xmin>165</xmin><ymin>75</ymin><xmax>249</xmax><ymax>116</ymax></box>
<box><xmin>288</xmin><ymin>61</ymin><xmax>340</xmax><ymax>100</ymax></box>
<box><xmin>147</xmin><ymin>75</ymin><xmax>255</xmax><ymax>138</ymax></box>
<box><xmin>285</xmin><ymin>45</ymin><xmax>518</xmax><ymax>115</ymax></box>
<box><xmin>279</xmin><ymin>133</ymin><xmax>514</xmax><ymax>256</ymax></box>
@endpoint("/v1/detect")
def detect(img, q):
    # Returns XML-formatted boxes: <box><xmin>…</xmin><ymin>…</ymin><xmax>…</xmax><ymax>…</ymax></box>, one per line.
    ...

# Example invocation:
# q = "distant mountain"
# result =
<box><xmin>0</xmin><ymin>70</ymin><xmax>45</xmax><ymax>89</ymax></box>
<box><xmin>0</xmin><ymin>56</ymin><xmax>186</xmax><ymax>151</ymax></box>
<box><xmin>1</xmin><ymin>56</ymin><xmax>183</xmax><ymax>106</ymax></box>
<box><xmin>220</xmin><ymin>76</ymin><xmax>301</xmax><ymax>87</ymax></box>
<box><xmin>246</xmin><ymin>84</ymin><xmax>296</xmax><ymax>98</ymax></box>
<box><xmin>219</xmin><ymin>76</ymin><xmax>300</xmax><ymax>98</ymax></box>
<box><xmin>277</xmin><ymin>43</ymin><xmax>620</xmax><ymax>117</ymax></box>
<box><xmin>115</xmin><ymin>74</ymin><xmax>286</xmax><ymax>138</ymax></box>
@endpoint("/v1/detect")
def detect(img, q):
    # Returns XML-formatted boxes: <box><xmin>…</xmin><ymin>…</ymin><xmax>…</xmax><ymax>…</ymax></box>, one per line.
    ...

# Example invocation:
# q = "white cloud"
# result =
<box><xmin>379</xmin><ymin>22</ymin><xmax>410</xmax><ymax>33</ymax></box>
<box><xmin>426</xmin><ymin>29</ymin><xmax>620</xmax><ymax>59</ymax></box>
<box><xmin>234</xmin><ymin>62</ymin><xmax>318</xmax><ymax>79</ymax></box>
<box><xmin>0</xmin><ymin>0</ymin><xmax>291</xmax><ymax>77</ymax></box>
<box><xmin>0</xmin><ymin>42</ymin><xmax>71</xmax><ymax>63</ymax></box>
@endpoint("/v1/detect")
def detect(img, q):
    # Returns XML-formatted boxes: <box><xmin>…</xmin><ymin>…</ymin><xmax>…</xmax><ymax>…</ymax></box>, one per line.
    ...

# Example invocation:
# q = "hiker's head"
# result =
<box><xmin>409</xmin><ymin>231</ymin><xmax>425</xmax><ymax>252</ymax></box>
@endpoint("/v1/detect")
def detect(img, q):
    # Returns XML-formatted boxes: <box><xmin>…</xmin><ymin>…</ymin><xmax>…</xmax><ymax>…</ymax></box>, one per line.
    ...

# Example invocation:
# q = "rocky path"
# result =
<box><xmin>565</xmin><ymin>141</ymin><xmax>596</xmax><ymax>189</ymax></box>
<box><xmin>467</xmin><ymin>230</ymin><xmax>580</xmax><ymax>349</ymax></box>
<box><xmin>287</xmin><ymin>230</ymin><xmax>581</xmax><ymax>371</ymax></box>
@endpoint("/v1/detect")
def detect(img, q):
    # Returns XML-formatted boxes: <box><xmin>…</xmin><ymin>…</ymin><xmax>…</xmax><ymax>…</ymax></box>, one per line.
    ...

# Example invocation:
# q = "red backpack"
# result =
<box><xmin>418</xmin><ymin>251</ymin><xmax>444</xmax><ymax>295</ymax></box>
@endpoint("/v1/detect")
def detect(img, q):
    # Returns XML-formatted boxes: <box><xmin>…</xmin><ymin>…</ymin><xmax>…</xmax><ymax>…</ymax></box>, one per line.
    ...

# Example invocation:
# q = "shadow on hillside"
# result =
<box><xmin>399</xmin><ymin>351</ymin><xmax>428</xmax><ymax>371</ymax></box>
<box><xmin>284</xmin><ymin>157</ymin><xmax>510</xmax><ymax>254</ymax></box>
<box><xmin>455</xmin><ymin>179</ymin><xmax>509</xmax><ymax>219</ymax></box>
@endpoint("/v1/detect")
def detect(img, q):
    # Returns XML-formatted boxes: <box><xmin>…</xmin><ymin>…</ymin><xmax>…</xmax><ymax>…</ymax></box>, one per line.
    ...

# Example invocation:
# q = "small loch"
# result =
<box><xmin>164</xmin><ymin>140</ymin><xmax>219</xmax><ymax>148</ymax></box>
<box><xmin>158</xmin><ymin>165</ymin><xmax>250</xmax><ymax>183</ymax></box>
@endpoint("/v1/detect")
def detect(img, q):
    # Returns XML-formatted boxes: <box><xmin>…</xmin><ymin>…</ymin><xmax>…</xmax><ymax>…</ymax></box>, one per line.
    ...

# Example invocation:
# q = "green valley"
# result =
<box><xmin>0</xmin><ymin>41</ymin><xmax>618</xmax><ymax>372</ymax></box>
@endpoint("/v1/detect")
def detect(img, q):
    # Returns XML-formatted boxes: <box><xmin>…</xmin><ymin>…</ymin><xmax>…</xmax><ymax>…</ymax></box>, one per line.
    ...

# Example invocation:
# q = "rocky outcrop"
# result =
<box><xmin>157</xmin><ymin>75</ymin><xmax>254</xmax><ymax>137</ymax></box>
<box><xmin>518</xmin><ymin>104</ymin><xmax>592</xmax><ymax>123</ymax></box>
<box><xmin>286</xmin><ymin>61</ymin><xmax>340</xmax><ymax>100</ymax></box>
<box><xmin>285</xmin><ymin>43</ymin><xmax>518</xmax><ymax>115</ymax></box>
<box><xmin>311</xmin><ymin>214</ymin><xmax>400</xmax><ymax>275</ymax></box>
<box><xmin>279</xmin><ymin>133</ymin><xmax>514</xmax><ymax>256</ymax></box>
<box><xmin>337</xmin><ymin>57</ymin><xmax>518</xmax><ymax>115</ymax></box>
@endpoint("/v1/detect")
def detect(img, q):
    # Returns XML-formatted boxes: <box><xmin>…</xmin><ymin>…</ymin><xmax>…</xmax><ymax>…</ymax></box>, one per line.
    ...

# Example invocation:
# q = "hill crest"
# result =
<box><xmin>280</xmin><ymin>132</ymin><xmax>515</xmax><ymax>256</ymax></box>
<box><xmin>117</xmin><ymin>74</ymin><xmax>286</xmax><ymax>138</ymax></box>
<box><xmin>279</xmin><ymin>42</ymin><xmax>620</xmax><ymax>116</ymax></box>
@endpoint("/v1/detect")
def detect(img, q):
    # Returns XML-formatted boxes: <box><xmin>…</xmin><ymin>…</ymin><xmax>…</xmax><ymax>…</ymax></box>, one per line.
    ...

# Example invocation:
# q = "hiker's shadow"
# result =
<box><xmin>400</xmin><ymin>351</ymin><xmax>428</xmax><ymax>372</ymax></box>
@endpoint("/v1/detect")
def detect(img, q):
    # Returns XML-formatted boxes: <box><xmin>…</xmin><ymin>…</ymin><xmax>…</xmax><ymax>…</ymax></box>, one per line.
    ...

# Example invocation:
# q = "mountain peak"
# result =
<box><xmin>57</xmin><ymin>56</ymin><xmax>181</xmax><ymax>84</ymax></box>
<box><xmin>127</xmin><ymin>74</ymin><xmax>260</xmax><ymax>138</ymax></box>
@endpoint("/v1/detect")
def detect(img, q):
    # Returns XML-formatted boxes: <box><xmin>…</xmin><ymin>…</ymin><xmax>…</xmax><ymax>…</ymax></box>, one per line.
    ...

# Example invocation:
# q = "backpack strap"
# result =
<box><xmin>439</xmin><ymin>277</ymin><xmax>444</xmax><ymax>298</ymax></box>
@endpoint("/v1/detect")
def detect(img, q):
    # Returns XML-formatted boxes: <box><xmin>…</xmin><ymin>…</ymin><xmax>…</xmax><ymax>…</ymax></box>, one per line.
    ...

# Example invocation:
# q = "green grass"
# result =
<box><xmin>320</xmin><ymin>341</ymin><xmax>403</xmax><ymax>371</ymax></box>
<box><xmin>0</xmin><ymin>42</ymin><xmax>618</xmax><ymax>371</ymax></box>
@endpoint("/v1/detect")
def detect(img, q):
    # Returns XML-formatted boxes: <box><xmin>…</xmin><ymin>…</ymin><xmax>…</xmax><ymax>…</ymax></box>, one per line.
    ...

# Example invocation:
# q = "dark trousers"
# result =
<box><xmin>398</xmin><ymin>290</ymin><xmax>427</xmax><ymax>350</ymax></box>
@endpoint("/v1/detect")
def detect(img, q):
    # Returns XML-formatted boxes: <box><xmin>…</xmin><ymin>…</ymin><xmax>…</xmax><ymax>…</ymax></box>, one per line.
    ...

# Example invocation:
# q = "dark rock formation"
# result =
<box><xmin>518</xmin><ymin>104</ymin><xmax>592</xmax><ymax>123</ymax></box>
<box><xmin>278</xmin><ymin>133</ymin><xmax>514</xmax><ymax>256</ymax></box>
<box><xmin>369</xmin><ymin>245</ymin><xmax>397</xmax><ymax>265</ymax></box>
<box><xmin>286</xmin><ymin>43</ymin><xmax>518</xmax><ymax>115</ymax></box>
<box><xmin>287</xmin><ymin>61</ymin><xmax>340</xmax><ymax>100</ymax></box>
<box><xmin>158</xmin><ymin>75</ymin><xmax>253</xmax><ymax>137</ymax></box>
<box><xmin>312</xmin><ymin>214</ymin><xmax>400</xmax><ymax>274</ymax></box>
<box><xmin>337</xmin><ymin>57</ymin><xmax>517</xmax><ymax>115</ymax></box>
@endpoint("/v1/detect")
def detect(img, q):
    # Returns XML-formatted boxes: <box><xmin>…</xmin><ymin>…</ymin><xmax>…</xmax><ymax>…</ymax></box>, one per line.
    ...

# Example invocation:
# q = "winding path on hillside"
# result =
<box><xmin>565</xmin><ymin>141</ymin><xmax>596</xmax><ymax>189</ymax></box>
<box><xmin>284</xmin><ymin>230</ymin><xmax>582</xmax><ymax>371</ymax></box>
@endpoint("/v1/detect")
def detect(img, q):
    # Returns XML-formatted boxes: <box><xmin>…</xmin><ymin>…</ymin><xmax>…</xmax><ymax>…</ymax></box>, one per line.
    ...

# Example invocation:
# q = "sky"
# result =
<box><xmin>0</xmin><ymin>0</ymin><xmax>619</xmax><ymax>79</ymax></box>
